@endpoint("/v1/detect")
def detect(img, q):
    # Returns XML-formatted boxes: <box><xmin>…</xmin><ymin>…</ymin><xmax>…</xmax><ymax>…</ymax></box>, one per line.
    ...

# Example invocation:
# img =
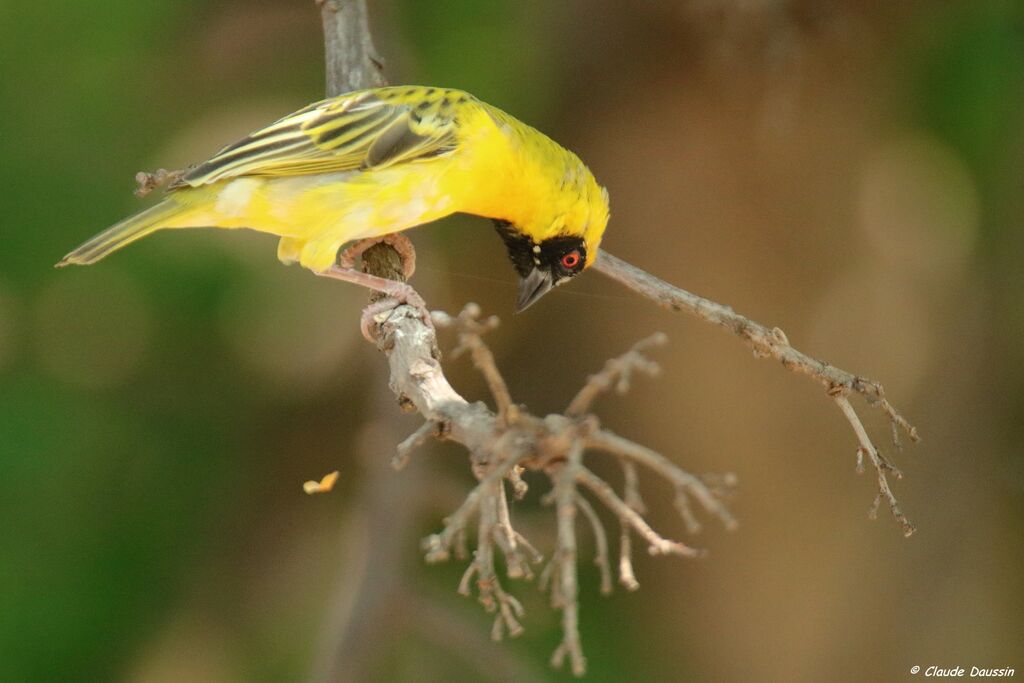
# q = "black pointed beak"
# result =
<box><xmin>516</xmin><ymin>269</ymin><xmax>554</xmax><ymax>312</ymax></box>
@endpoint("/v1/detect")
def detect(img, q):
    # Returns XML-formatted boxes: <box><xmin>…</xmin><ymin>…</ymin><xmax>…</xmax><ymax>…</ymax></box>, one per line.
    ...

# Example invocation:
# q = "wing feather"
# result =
<box><xmin>176</xmin><ymin>87</ymin><xmax>466</xmax><ymax>188</ymax></box>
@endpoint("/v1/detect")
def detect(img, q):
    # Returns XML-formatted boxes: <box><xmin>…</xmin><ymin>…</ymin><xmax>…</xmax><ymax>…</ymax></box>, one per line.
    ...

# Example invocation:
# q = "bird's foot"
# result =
<box><xmin>338</xmin><ymin>233</ymin><xmax>417</xmax><ymax>280</ymax></box>
<box><xmin>317</xmin><ymin>266</ymin><xmax>432</xmax><ymax>342</ymax></box>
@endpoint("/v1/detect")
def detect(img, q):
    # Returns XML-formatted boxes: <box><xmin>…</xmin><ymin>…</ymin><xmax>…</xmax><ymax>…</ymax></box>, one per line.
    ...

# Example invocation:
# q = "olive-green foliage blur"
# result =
<box><xmin>1</xmin><ymin>1</ymin><xmax>1022</xmax><ymax>682</ymax></box>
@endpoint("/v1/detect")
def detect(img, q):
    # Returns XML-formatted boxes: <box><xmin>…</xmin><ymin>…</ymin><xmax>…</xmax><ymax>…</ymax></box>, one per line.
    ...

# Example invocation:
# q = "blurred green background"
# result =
<box><xmin>1</xmin><ymin>1</ymin><xmax>1022</xmax><ymax>681</ymax></box>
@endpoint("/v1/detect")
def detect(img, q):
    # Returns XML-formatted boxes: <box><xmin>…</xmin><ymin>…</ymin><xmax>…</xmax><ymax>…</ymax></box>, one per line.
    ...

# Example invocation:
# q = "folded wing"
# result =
<box><xmin>175</xmin><ymin>88</ymin><xmax>465</xmax><ymax>188</ymax></box>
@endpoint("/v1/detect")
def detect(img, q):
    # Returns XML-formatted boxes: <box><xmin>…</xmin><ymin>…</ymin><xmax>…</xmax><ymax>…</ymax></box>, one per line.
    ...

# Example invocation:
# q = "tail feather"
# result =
<box><xmin>56</xmin><ymin>200</ymin><xmax>187</xmax><ymax>267</ymax></box>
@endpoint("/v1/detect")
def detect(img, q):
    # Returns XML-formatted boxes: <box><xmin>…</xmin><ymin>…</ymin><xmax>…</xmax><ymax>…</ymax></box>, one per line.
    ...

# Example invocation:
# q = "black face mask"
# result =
<box><xmin>493</xmin><ymin>220</ymin><xmax>586</xmax><ymax>311</ymax></box>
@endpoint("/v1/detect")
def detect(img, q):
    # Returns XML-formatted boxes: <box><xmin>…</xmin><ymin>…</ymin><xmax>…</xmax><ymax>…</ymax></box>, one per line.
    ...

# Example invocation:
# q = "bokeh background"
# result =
<box><xmin>2</xmin><ymin>1</ymin><xmax>1022</xmax><ymax>681</ymax></box>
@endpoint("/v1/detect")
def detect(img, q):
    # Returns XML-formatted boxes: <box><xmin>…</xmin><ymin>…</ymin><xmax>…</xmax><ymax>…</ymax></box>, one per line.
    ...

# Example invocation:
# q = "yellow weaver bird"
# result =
<box><xmin>58</xmin><ymin>85</ymin><xmax>610</xmax><ymax>314</ymax></box>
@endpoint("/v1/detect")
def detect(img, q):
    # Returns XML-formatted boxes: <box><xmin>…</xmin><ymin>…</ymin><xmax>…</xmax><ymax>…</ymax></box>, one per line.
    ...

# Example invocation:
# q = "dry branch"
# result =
<box><xmin>367</xmin><ymin>302</ymin><xmax>732</xmax><ymax>675</ymax></box>
<box><xmin>592</xmin><ymin>249</ymin><xmax>919</xmax><ymax>532</ymax></box>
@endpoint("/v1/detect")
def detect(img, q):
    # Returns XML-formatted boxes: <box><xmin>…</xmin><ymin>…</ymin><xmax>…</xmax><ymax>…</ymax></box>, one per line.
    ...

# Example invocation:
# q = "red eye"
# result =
<box><xmin>561</xmin><ymin>251</ymin><xmax>581</xmax><ymax>269</ymax></box>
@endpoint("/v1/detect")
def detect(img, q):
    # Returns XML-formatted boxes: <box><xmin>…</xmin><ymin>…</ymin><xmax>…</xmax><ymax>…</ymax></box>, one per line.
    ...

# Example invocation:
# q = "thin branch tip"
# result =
<box><xmin>834</xmin><ymin>395</ymin><xmax>914</xmax><ymax>535</ymax></box>
<box><xmin>594</xmin><ymin>248</ymin><xmax>919</xmax><ymax>533</ymax></box>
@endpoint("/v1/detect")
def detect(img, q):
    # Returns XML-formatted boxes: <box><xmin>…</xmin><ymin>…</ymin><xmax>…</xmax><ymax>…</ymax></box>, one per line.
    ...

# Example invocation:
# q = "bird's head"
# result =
<box><xmin>494</xmin><ymin>183</ymin><xmax>609</xmax><ymax>311</ymax></box>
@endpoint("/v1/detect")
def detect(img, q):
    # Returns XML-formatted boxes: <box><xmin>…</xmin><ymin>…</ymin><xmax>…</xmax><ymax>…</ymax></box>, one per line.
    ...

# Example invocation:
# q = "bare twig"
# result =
<box><xmin>834</xmin><ymin>396</ymin><xmax>915</xmax><ymax>537</ymax></box>
<box><xmin>566</xmin><ymin>332</ymin><xmax>667</xmax><ymax>416</ymax></box>
<box><xmin>548</xmin><ymin>443</ymin><xmax>586</xmax><ymax>676</ymax></box>
<box><xmin>438</xmin><ymin>305</ymin><xmax>519</xmax><ymax>425</ymax></box>
<box><xmin>493</xmin><ymin>481</ymin><xmax>534</xmax><ymax>580</ymax></box>
<box><xmin>470</xmin><ymin>477</ymin><xmax>526</xmax><ymax>641</ymax></box>
<box><xmin>592</xmin><ymin>251</ymin><xmax>906</xmax><ymax>419</ymax></box>
<box><xmin>617</xmin><ymin>519</ymin><xmax>640</xmax><ymax>591</ymax></box>
<box><xmin>620</xmin><ymin>458</ymin><xmax>647</xmax><ymax>514</ymax></box>
<box><xmin>586</xmin><ymin>429</ymin><xmax>738</xmax><ymax>531</ymax></box>
<box><xmin>575</xmin><ymin>493</ymin><xmax>613</xmax><ymax>595</ymax></box>
<box><xmin>617</xmin><ymin>458</ymin><xmax>645</xmax><ymax>591</ymax></box>
<box><xmin>576</xmin><ymin>469</ymin><xmax>704</xmax><ymax>559</ymax></box>
<box><xmin>392</xmin><ymin>419</ymin><xmax>441</xmax><ymax>471</ymax></box>
<box><xmin>592</xmin><ymin>249</ymin><xmax>918</xmax><ymax>528</ymax></box>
